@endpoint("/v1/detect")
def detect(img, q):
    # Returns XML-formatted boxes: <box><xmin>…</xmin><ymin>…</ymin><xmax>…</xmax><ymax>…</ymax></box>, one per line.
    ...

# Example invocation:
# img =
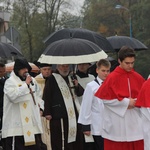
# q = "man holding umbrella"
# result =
<box><xmin>76</xmin><ymin>63</ymin><xmax>95</xmax><ymax>104</ymax></box>
<box><xmin>43</xmin><ymin>64</ymin><xmax>85</xmax><ymax>150</ymax></box>
<box><xmin>38</xmin><ymin>37</ymin><xmax>108</xmax><ymax>150</ymax></box>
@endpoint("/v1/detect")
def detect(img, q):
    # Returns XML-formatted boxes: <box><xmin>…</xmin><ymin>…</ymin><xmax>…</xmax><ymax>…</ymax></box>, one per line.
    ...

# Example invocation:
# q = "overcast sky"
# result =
<box><xmin>69</xmin><ymin>0</ymin><xmax>85</xmax><ymax>15</ymax></box>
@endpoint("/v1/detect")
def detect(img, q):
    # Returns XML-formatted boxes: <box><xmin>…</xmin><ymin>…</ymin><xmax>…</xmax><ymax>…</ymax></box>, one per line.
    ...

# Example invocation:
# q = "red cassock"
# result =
<box><xmin>95</xmin><ymin>66</ymin><xmax>145</xmax><ymax>150</ymax></box>
<box><xmin>95</xmin><ymin>66</ymin><xmax>145</xmax><ymax>101</ymax></box>
<box><xmin>136</xmin><ymin>78</ymin><xmax>150</xmax><ymax>107</ymax></box>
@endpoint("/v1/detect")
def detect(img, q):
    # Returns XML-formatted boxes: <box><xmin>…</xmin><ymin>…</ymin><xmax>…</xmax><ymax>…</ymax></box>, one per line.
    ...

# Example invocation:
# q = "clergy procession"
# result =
<box><xmin>0</xmin><ymin>45</ymin><xmax>150</xmax><ymax>150</ymax></box>
<box><xmin>0</xmin><ymin>26</ymin><xmax>150</xmax><ymax>150</ymax></box>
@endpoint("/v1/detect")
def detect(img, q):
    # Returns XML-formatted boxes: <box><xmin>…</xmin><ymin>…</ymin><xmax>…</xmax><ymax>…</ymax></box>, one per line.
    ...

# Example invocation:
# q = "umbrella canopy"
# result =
<box><xmin>38</xmin><ymin>38</ymin><xmax>108</xmax><ymax>64</ymax></box>
<box><xmin>107</xmin><ymin>36</ymin><xmax>148</xmax><ymax>52</ymax></box>
<box><xmin>43</xmin><ymin>28</ymin><xmax>115</xmax><ymax>53</ymax></box>
<box><xmin>5</xmin><ymin>62</ymin><xmax>39</xmax><ymax>73</ymax></box>
<box><xmin>0</xmin><ymin>42</ymin><xmax>23</xmax><ymax>58</ymax></box>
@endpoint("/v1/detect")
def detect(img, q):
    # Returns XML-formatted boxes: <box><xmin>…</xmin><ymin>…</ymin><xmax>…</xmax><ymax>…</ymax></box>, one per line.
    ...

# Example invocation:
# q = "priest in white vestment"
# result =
<box><xmin>2</xmin><ymin>58</ymin><xmax>43</xmax><ymax>150</ymax></box>
<box><xmin>35</xmin><ymin>63</ymin><xmax>52</xmax><ymax>150</ymax></box>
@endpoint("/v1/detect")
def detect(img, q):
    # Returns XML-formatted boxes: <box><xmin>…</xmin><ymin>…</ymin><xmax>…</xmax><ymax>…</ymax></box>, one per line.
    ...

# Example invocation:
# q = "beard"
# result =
<box><xmin>58</xmin><ymin>70</ymin><xmax>69</xmax><ymax>77</ymax></box>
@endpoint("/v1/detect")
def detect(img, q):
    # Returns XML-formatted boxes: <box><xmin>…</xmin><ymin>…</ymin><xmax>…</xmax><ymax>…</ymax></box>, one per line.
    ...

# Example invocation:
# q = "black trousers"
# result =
<box><xmin>50</xmin><ymin>119</ymin><xmax>85</xmax><ymax>150</ymax></box>
<box><xmin>93</xmin><ymin>135</ymin><xmax>104</xmax><ymax>150</ymax></box>
<box><xmin>83</xmin><ymin>141</ymin><xmax>95</xmax><ymax>150</ymax></box>
<box><xmin>2</xmin><ymin>134</ymin><xmax>42</xmax><ymax>150</ymax></box>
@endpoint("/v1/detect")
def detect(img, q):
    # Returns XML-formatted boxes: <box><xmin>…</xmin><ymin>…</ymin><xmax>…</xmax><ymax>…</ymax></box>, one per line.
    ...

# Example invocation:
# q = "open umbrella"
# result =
<box><xmin>38</xmin><ymin>38</ymin><xmax>108</xmax><ymax>64</ymax></box>
<box><xmin>5</xmin><ymin>62</ymin><xmax>39</xmax><ymax>73</ymax></box>
<box><xmin>0</xmin><ymin>42</ymin><xmax>23</xmax><ymax>58</ymax></box>
<box><xmin>107</xmin><ymin>36</ymin><xmax>148</xmax><ymax>52</ymax></box>
<box><xmin>43</xmin><ymin>28</ymin><xmax>115</xmax><ymax>53</ymax></box>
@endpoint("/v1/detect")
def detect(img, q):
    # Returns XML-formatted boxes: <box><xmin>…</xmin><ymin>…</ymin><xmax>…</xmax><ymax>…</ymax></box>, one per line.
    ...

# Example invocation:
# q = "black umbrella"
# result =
<box><xmin>43</xmin><ymin>28</ymin><xmax>115</xmax><ymax>53</ymax></box>
<box><xmin>0</xmin><ymin>42</ymin><xmax>23</xmax><ymax>58</ymax></box>
<box><xmin>107</xmin><ymin>36</ymin><xmax>148</xmax><ymax>52</ymax></box>
<box><xmin>38</xmin><ymin>38</ymin><xmax>107</xmax><ymax>64</ymax></box>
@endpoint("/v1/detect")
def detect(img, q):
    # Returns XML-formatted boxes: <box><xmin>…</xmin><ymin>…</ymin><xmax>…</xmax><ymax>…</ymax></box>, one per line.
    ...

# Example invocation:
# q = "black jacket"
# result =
<box><xmin>0</xmin><ymin>77</ymin><xmax>7</xmax><ymax>116</ymax></box>
<box><xmin>43</xmin><ymin>73</ymin><xmax>83</xmax><ymax>119</ymax></box>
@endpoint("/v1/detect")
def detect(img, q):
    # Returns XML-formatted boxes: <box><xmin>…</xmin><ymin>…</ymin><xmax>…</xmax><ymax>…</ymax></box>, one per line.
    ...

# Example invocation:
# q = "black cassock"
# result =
<box><xmin>43</xmin><ymin>72</ymin><xmax>85</xmax><ymax>150</ymax></box>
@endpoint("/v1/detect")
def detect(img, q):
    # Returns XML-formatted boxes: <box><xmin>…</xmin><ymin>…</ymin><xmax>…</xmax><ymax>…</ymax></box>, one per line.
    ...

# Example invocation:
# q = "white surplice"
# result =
<box><xmin>102</xmin><ymin>98</ymin><xmax>143</xmax><ymax>141</ymax></box>
<box><xmin>78</xmin><ymin>77</ymin><xmax>104</xmax><ymax>135</ymax></box>
<box><xmin>2</xmin><ymin>71</ymin><xmax>43</xmax><ymax>140</ymax></box>
<box><xmin>76</xmin><ymin>74</ymin><xmax>95</xmax><ymax>104</ymax></box>
<box><xmin>140</xmin><ymin>108</ymin><xmax>150</xmax><ymax>150</ymax></box>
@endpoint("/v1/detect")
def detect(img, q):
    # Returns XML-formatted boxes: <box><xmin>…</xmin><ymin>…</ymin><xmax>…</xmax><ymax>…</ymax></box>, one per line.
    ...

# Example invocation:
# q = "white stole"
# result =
<box><xmin>19</xmin><ymin>101</ymin><xmax>36</xmax><ymax>146</ymax></box>
<box><xmin>68</xmin><ymin>74</ymin><xmax>94</xmax><ymax>142</ymax></box>
<box><xmin>70</xmin><ymin>77</ymin><xmax>94</xmax><ymax>142</ymax></box>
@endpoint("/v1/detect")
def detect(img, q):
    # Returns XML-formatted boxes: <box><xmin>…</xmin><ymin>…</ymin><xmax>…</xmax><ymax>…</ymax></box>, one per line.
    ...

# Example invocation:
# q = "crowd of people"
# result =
<box><xmin>0</xmin><ymin>46</ymin><xmax>150</xmax><ymax>150</ymax></box>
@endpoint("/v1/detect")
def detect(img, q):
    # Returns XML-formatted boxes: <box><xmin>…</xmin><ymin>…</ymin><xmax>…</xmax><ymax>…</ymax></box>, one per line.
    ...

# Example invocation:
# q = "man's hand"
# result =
<box><xmin>83</xmin><ymin>131</ymin><xmax>91</xmax><ymax>136</ymax></box>
<box><xmin>73</xmin><ymin>79</ymin><xmax>79</xmax><ymax>87</ymax></box>
<box><xmin>45</xmin><ymin>115</ymin><xmax>52</xmax><ymax>120</ymax></box>
<box><xmin>25</xmin><ymin>75</ymin><xmax>32</xmax><ymax>85</ymax></box>
<box><xmin>128</xmin><ymin>98</ymin><xmax>136</xmax><ymax>109</ymax></box>
<box><xmin>40</xmin><ymin>110</ymin><xmax>43</xmax><ymax>116</ymax></box>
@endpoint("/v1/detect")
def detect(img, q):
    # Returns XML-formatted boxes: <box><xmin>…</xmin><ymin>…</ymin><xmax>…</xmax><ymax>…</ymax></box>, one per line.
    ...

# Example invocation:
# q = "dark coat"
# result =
<box><xmin>43</xmin><ymin>72</ymin><xmax>84</xmax><ymax>150</ymax></box>
<box><xmin>43</xmin><ymin>73</ymin><xmax>83</xmax><ymax>119</ymax></box>
<box><xmin>0</xmin><ymin>77</ymin><xmax>7</xmax><ymax>130</ymax></box>
<box><xmin>0</xmin><ymin>77</ymin><xmax>7</xmax><ymax>117</ymax></box>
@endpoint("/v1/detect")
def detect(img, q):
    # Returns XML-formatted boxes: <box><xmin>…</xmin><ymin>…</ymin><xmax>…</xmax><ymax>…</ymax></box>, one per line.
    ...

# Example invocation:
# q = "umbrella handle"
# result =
<box><xmin>70</xmin><ymin>73</ymin><xmax>77</xmax><ymax>87</ymax></box>
<box><xmin>70</xmin><ymin>73</ymin><xmax>77</xmax><ymax>80</ymax></box>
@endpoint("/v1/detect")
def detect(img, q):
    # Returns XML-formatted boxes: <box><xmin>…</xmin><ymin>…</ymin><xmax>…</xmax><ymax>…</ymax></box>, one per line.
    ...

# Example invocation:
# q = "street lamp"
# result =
<box><xmin>115</xmin><ymin>5</ymin><xmax>132</xmax><ymax>38</ymax></box>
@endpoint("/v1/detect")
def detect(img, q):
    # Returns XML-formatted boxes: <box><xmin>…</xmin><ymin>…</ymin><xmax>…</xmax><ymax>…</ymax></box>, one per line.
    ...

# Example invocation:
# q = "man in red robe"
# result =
<box><xmin>136</xmin><ymin>79</ymin><xmax>150</xmax><ymax>150</ymax></box>
<box><xmin>95</xmin><ymin>46</ymin><xmax>145</xmax><ymax>150</ymax></box>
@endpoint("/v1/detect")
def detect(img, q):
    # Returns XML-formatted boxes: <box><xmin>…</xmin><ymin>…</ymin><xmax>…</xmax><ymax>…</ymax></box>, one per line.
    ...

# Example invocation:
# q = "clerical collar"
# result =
<box><xmin>76</xmin><ymin>70</ymin><xmax>89</xmax><ymax>78</ymax></box>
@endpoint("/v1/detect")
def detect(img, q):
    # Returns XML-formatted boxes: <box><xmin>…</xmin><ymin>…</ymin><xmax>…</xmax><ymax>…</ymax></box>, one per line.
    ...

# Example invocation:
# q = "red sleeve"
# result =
<box><xmin>136</xmin><ymin>79</ymin><xmax>150</xmax><ymax>107</ymax></box>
